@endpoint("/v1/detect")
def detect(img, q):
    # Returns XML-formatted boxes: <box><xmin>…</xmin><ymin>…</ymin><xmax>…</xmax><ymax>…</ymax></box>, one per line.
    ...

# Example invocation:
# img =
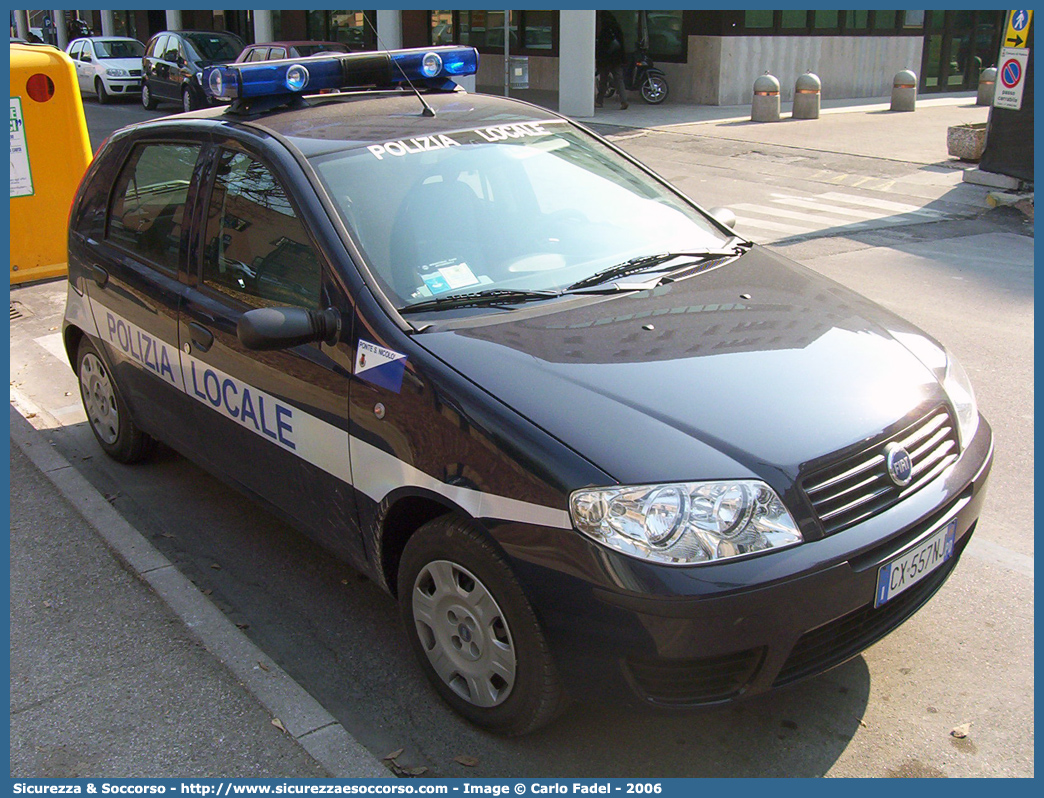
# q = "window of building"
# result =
<box><xmin>307</xmin><ymin>10</ymin><xmax>375</xmax><ymax>50</ymax></box>
<box><xmin>645</xmin><ymin>10</ymin><xmax>684</xmax><ymax>59</ymax></box>
<box><xmin>744</xmin><ymin>11</ymin><xmax>774</xmax><ymax>29</ymax></box>
<box><xmin>202</xmin><ymin>151</ymin><xmax>321</xmax><ymax>311</ymax></box>
<box><xmin>432</xmin><ymin>10</ymin><xmax>557</xmax><ymax>55</ymax></box>
<box><xmin>874</xmin><ymin>11</ymin><xmax>899</xmax><ymax>30</ymax></box>
<box><xmin>813</xmin><ymin>11</ymin><xmax>840</xmax><ymax>30</ymax></box>
<box><xmin>846</xmin><ymin>11</ymin><xmax>870</xmax><ymax>30</ymax></box>
<box><xmin>107</xmin><ymin>143</ymin><xmax>200</xmax><ymax>274</ymax></box>
<box><xmin>781</xmin><ymin>10</ymin><xmax>809</xmax><ymax>29</ymax></box>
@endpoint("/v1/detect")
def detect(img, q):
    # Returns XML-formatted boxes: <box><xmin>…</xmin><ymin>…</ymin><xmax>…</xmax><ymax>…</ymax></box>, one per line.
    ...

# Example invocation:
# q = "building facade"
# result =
<box><xmin>25</xmin><ymin>9</ymin><xmax>1005</xmax><ymax>111</ymax></box>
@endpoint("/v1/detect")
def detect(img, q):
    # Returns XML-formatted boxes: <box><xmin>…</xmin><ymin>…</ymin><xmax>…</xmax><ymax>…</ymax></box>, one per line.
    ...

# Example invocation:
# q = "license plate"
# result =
<box><xmin>875</xmin><ymin>519</ymin><xmax>957</xmax><ymax>607</ymax></box>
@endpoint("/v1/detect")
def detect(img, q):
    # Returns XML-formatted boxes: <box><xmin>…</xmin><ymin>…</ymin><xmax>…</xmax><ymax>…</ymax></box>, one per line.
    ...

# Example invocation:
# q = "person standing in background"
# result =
<box><xmin>595</xmin><ymin>10</ymin><xmax>628</xmax><ymax>110</ymax></box>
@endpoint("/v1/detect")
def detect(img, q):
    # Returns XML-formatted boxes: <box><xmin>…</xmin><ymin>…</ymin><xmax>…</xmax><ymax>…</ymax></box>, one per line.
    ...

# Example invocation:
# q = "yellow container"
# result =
<box><xmin>10</xmin><ymin>43</ymin><xmax>92</xmax><ymax>284</ymax></box>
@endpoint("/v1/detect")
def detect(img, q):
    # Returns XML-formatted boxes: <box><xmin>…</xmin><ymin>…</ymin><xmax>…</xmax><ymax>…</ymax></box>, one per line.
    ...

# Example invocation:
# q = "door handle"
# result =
<box><xmin>188</xmin><ymin>322</ymin><xmax>214</xmax><ymax>353</ymax></box>
<box><xmin>90</xmin><ymin>264</ymin><xmax>108</xmax><ymax>288</ymax></box>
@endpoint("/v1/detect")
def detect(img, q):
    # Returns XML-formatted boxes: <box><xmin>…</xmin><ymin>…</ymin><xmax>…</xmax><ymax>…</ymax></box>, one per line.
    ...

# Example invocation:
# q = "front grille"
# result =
<box><xmin>802</xmin><ymin>405</ymin><xmax>959</xmax><ymax>536</ymax></box>
<box><xmin>625</xmin><ymin>647</ymin><xmax>765</xmax><ymax>706</ymax></box>
<box><xmin>129</xmin><ymin>69</ymin><xmax>142</xmax><ymax>77</ymax></box>
<box><xmin>773</xmin><ymin>554</ymin><xmax>957</xmax><ymax>687</ymax></box>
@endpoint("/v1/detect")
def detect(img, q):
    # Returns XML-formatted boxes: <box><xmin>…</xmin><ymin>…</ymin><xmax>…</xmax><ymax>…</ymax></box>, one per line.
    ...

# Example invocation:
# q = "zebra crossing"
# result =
<box><xmin>732</xmin><ymin>190</ymin><xmax>955</xmax><ymax>242</ymax></box>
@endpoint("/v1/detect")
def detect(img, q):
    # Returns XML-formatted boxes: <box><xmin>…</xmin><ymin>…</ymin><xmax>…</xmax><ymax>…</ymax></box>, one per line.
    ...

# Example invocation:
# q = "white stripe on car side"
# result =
<box><xmin>79</xmin><ymin>296</ymin><xmax>574</xmax><ymax>531</ymax></box>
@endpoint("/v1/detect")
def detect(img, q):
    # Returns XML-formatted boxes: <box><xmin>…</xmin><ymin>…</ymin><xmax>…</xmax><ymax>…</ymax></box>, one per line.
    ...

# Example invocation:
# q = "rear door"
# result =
<box><xmin>82</xmin><ymin>137</ymin><xmax>205</xmax><ymax>454</ymax></box>
<box><xmin>178</xmin><ymin>139</ymin><xmax>363</xmax><ymax>563</ymax></box>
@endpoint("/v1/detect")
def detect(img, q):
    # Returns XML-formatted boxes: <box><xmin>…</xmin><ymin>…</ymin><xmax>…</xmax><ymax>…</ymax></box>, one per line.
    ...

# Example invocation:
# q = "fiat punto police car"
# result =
<box><xmin>64</xmin><ymin>46</ymin><xmax>992</xmax><ymax>735</ymax></box>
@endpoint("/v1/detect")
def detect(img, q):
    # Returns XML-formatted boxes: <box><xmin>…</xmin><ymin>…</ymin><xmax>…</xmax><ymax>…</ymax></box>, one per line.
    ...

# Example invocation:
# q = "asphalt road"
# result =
<box><xmin>11</xmin><ymin>97</ymin><xmax>1034</xmax><ymax>777</ymax></box>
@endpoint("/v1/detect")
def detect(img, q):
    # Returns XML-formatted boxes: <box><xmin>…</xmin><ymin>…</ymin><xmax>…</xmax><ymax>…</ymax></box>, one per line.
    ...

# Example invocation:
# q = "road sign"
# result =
<box><xmin>1005</xmin><ymin>9</ymin><xmax>1032</xmax><ymax>48</ymax></box>
<box><xmin>994</xmin><ymin>47</ymin><xmax>1030</xmax><ymax>109</ymax></box>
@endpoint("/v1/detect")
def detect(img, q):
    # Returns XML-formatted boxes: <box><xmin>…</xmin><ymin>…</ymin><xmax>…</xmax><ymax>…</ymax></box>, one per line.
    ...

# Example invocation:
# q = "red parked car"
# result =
<box><xmin>235</xmin><ymin>40</ymin><xmax>350</xmax><ymax>63</ymax></box>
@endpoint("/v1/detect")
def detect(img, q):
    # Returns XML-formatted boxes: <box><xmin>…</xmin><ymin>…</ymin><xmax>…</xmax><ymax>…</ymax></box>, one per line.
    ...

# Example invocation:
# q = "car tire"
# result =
<box><xmin>640</xmin><ymin>75</ymin><xmax>669</xmax><ymax>104</ymax></box>
<box><xmin>141</xmin><ymin>81</ymin><xmax>157</xmax><ymax>110</ymax></box>
<box><xmin>398</xmin><ymin>514</ymin><xmax>566</xmax><ymax>736</ymax></box>
<box><xmin>95</xmin><ymin>77</ymin><xmax>110</xmax><ymax>105</ymax></box>
<box><xmin>182</xmin><ymin>87</ymin><xmax>197</xmax><ymax>113</ymax></box>
<box><xmin>76</xmin><ymin>338</ymin><xmax>153</xmax><ymax>464</ymax></box>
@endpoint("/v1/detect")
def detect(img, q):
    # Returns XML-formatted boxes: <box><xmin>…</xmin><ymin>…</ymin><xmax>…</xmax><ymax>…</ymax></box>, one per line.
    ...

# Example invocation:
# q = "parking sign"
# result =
<box><xmin>994</xmin><ymin>46</ymin><xmax>1030</xmax><ymax>109</ymax></box>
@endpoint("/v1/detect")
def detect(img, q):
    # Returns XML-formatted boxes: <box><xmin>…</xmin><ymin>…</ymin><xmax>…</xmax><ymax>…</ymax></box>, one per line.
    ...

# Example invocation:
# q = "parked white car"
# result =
<box><xmin>66</xmin><ymin>36</ymin><xmax>145</xmax><ymax>103</ymax></box>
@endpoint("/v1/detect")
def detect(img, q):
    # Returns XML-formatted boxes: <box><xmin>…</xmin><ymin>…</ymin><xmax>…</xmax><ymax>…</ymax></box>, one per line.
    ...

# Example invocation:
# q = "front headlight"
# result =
<box><xmin>942</xmin><ymin>352</ymin><xmax>978</xmax><ymax>448</ymax></box>
<box><xmin>570</xmin><ymin>480</ymin><xmax>803</xmax><ymax>565</ymax></box>
<box><xmin>105</xmin><ymin>68</ymin><xmax>128</xmax><ymax>77</ymax></box>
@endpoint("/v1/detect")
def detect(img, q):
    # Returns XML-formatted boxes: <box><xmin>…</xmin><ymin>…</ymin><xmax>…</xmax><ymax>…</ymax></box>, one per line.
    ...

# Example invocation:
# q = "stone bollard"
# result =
<box><xmin>792</xmin><ymin>72</ymin><xmax>821</xmax><ymax>119</ymax></box>
<box><xmin>977</xmin><ymin>67</ymin><xmax>997</xmax><ymax>106</ymax></box>
<box><xmin>891</xmin><ymin>69</ymin><xmax>917</xmax><ymax>112</ymax></box>
<box><xmin>752</xmin><ymin>73</ymin><xmax>781</xmax><ymax>122</ymax></box>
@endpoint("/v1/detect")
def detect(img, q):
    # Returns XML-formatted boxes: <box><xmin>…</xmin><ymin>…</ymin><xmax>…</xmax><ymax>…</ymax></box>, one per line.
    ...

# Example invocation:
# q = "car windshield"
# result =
<box><xmin>183</xmin><ymin>32</ymin><xmax>241</xmax><ymax>62</ymax></box>
<box><xmin>95</xmin><ymin>39</ymin><xmax>144</xmax><ymax>58</ymax></box>
<box><xmin>306</xmin><ymin>120</ymin><xmax>730</xmax><ymax>309</ymax></box>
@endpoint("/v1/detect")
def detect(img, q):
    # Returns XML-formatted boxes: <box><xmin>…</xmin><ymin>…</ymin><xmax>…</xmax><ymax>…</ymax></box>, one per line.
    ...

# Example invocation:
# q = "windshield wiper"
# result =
<box><xmin>566</xmin><ymin>239</ymin><xmax>750</xmax><ymax>292</ymax></box>
<box><xmin>399</xmin><ymin>288</ymin><xmax>561</xmax><ymax>314</ymax></box>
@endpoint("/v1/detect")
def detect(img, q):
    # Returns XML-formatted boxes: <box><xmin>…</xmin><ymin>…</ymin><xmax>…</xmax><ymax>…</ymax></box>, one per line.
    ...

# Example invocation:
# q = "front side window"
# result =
<box><xmin>107</xmin><ymin>142</ymin><xmax>200</xmax><ymax>273</ymax></box>
<box><xmin>201</xmin><ymin>150</ymin><xmax>321</xmax><ymax>310</ymax></box>
<box><xmin>306</xmin><ymin>122</ymin><xmax>729</xmax><ymax>310</ymax></box>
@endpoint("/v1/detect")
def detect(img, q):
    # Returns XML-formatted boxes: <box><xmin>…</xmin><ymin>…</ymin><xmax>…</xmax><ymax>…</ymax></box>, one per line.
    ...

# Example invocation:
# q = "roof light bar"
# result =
<box><xmin>204</xmin><ymin>45</ymin><xmax>479</xmax><ymax>104</ymax></box>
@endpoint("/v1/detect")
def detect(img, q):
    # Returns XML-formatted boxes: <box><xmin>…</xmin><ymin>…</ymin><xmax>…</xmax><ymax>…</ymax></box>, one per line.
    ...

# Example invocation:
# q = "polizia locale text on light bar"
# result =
<box><xmin>204</xmin><ymin>45</ymin><xmax>480</xmax><ymax>102</ymax></box>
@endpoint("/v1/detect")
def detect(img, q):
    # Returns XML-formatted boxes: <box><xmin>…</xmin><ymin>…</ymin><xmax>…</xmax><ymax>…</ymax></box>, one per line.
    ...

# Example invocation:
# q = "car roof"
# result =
<box><xmin>248</xmin><ymin>41</ymin><xmax>346</xmax><ymax>48</ymax></box>
<box><xmin>149</xmin><ymin>30</ymin><xmax>242</xmax><ymax>41</ymax></box>
<box><xmin>133</xmin><ymin>91</ymin><xmax>565</xmax><ymax>157</ymax></box>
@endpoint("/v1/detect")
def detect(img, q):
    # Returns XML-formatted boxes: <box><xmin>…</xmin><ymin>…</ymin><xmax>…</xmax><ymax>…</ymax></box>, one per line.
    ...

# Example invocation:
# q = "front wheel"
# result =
<box><xmin>95</xmin><ymin>78</ymin><xmax>110</xmax><ymax>105</ymax></box>
<box><xmin>141</xmin><ymin>81</ymin><xmax>157</xmax><ymax>110</ymax></box>
<box><xmin>398</xmin><ymin>515</ymin><xmax>566</xmax><ymax>735</ymax></box>
<box><xmin>641</xmin><ymin>74</ymin><xmax>669</xmax><ymax>104</ymax></box>
<box><xmin>182</xmin><ymin>87</ymin><xmax>198</xmax><ymax>113</ymax></box>
<box><xmin>76</xmin><ymin>338</ymin><xmax>153</xmax><ymax>463</ymax></box>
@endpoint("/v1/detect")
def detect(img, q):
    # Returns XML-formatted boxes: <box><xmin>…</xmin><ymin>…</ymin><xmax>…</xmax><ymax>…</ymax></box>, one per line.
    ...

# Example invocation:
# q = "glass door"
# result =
<box><xmin>922</xmin><ymin>10</ymin><xmax>1004</xmax><ymax>92</ymax></box>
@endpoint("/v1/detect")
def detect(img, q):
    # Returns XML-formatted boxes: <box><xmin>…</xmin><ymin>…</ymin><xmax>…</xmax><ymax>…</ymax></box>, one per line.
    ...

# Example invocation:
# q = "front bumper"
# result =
<box><xmin>490</xmin><ymin>417</ymin><xmax>993</xmax><ymax>708</ymax></box>
<box><xmin>102</xmin><ymin>77</ymin><xmax>142</xmax><ymax>94</ymax></box>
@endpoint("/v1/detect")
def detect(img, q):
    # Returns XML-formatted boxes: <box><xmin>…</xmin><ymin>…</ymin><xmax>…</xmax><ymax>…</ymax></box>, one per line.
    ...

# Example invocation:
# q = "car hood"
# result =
<box><xmin>414</xmin><ymin>245</ymin><xmax>947</xmax><ymax>487</ymax></box>
<box><xmin>98</xmin><ymin>58</ymin><xmax>141</xmax><ymax>71</ymax></box>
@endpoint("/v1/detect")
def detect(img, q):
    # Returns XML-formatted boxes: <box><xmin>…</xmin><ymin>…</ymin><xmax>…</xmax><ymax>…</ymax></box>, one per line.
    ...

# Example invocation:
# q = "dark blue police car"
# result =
<box><xmin>63</xmin><ymin>46</ymin><xmax>992</xmax><ymax>735</ymax></box>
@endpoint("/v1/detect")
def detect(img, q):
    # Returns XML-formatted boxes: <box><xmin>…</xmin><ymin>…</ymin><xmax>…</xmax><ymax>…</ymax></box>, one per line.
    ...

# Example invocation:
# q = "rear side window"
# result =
<box><xmin>245</xmin><ymin>47</ymin><xmax>268</xmax><ymax>62</ymax></box>
<box><xmin>107</xmin><ymin>142</ymin><xmax>201</xmax><ymax>274</ymax></box>
<box><xmin>201</xmin><ymin>149</ymin><xmax>321</xmax><ymax>310</ymax></box>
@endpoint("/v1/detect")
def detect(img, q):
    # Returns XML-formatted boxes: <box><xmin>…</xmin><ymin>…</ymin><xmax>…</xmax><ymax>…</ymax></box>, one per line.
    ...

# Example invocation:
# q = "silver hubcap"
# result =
<box><xmin>80</xmin><ymin>353</ymin><xmax>119</xmax><ymax>445</ymax></box>
<box><xmin>412</xmin><ymin>560</ymin><xmax>516</xmax><ymax>707</ymax></box>
<box><xmin>183</xmin><ymin>92</ymin><xmax>191</xmax><ymax>112</ymax></box>
<box><xmin>644</xmin><ymin>78</ymin><xmax>666</xmax><ymax>101</ymax></box>
<box><xmin>142</xmin><ymin>85</ymin><xmax>149</xmax><ymax>105</ymax></box>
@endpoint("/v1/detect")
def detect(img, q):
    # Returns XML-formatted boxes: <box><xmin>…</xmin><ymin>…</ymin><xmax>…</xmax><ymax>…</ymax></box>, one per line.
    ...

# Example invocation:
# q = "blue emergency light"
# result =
<box><xmin>204</xmin><ymin>45</ymin><xmax>479</xmax><ymax>105</ymax></box>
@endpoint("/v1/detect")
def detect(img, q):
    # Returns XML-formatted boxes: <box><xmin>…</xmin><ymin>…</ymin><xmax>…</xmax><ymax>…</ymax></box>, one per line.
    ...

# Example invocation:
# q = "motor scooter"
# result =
<box><xmin>604</xmin><ymin>44</ymin><xmax>669</xmax><ymax>104</ymax></box>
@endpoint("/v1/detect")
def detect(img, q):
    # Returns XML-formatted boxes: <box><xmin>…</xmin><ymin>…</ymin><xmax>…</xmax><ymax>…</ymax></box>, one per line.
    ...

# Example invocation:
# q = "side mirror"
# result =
<box><xmin>708</xmin><ymin>206</ymin><xmax>737</xmax><ymax>230</ymax></box>
<box><xmin>237</xmin><ymin>306</ymin><xmax>341</xmax><ymax>351</ymax></box>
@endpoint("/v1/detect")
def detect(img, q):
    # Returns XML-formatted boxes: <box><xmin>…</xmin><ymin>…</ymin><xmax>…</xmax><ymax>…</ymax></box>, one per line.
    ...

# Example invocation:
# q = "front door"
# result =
<box><xmin>179</xmin><ymin>143</ymin><xmax>363</xmax><ymax>563</ymax></box>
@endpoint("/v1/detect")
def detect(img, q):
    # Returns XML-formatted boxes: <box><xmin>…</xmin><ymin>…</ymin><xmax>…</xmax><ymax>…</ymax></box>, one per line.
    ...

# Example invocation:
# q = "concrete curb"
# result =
<box><xmin>9</xmin><ymin>399</ymin><xmax>391</xmax><ymax>779</ymax></box>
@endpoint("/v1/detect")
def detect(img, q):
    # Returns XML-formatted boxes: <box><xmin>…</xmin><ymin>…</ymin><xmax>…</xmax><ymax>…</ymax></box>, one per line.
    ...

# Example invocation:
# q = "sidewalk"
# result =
<box><xmin>9</xmin><ymin>408</ymin><xmax>389</xmax><ymax>779</ymax></box>
<box><xmin>500</xmin><ymin>88</ymin><xmax>994</xmax><ymax>167</ymax></box>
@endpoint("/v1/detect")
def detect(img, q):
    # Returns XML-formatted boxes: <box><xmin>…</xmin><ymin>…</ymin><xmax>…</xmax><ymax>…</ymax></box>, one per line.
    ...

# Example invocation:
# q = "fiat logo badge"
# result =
<box><xmin>885</xmin><ymin>443</ymin><xmax>913</xmax><ymax>487</ymax></box>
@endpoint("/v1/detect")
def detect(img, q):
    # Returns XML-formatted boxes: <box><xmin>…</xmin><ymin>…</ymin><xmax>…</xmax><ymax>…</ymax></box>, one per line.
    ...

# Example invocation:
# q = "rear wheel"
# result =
<box><xmin>641</xmin><ymin>74</ymin><xmax>669</xmax><ymax>104</ymax></box>
<box><xmin>141</xmin><ymin>81</ymin><xmax>157</xmax><ymax>110</ymax></box>
<box><xmin>94</xmin><ymin>77</ymin><xmax>110</xmax><ymax>105</ymax></box>
<box><xmin>398</xmin><ymin>515</ymin><xmax>566</xmax><ymax>735</ymax></box>
<box><xmin>76</xmin><ymin>338</ymin><xmax>153</xmax><ymax>463</ymax></box>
